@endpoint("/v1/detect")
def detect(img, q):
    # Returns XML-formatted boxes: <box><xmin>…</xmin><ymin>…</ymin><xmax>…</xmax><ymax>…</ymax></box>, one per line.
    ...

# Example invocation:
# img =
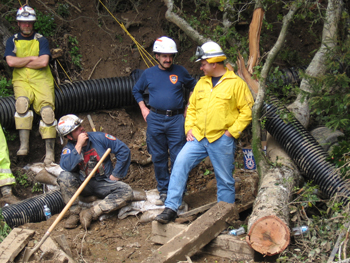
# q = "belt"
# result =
<box><xmin>150</xmin><ymin>107</ymin><xmax>184</xmax><ymax>116</ymax></box>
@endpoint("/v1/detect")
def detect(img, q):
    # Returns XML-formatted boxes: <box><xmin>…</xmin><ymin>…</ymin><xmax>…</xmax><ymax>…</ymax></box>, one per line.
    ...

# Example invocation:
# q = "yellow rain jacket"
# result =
<box><xmin>185</xmin><ymin>69</ymin><xmax>254</xmax><ymax>143</ymax></box>
<box><xmin>0</xmin><ymin>124</ymin><xmax>16</xmax><ymax>187</ymax></box>
<box><xmin>12</xmin><ymin>33</ymin><xmax>55</xmax><ymax>114</ymax></box>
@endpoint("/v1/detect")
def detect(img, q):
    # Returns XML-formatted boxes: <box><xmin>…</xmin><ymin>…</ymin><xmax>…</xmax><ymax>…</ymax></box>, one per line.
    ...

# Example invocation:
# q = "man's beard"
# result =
<box><xmin>20</xmin><ymin>28</ymin><xmax>33</xmax><ymax>36</ymax></box>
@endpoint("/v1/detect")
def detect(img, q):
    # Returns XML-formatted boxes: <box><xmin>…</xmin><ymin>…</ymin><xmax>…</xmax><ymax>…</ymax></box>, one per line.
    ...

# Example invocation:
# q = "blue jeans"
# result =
<box><xmin>146</xmin><ymin>111</ymin><xmax>186</xmax><ymax>194</ymax></box>
<box><xmin>164</xmin><ymin>134</ymin><xmax>236</xmax><ymax>211</ymax></box>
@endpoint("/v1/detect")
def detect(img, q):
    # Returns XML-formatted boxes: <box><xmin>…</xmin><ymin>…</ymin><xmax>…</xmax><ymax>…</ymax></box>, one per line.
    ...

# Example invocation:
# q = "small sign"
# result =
<box><xmin>242</xmin><ymin>148</ymin><xmax>256</xmax><ymax>170</ymax></box>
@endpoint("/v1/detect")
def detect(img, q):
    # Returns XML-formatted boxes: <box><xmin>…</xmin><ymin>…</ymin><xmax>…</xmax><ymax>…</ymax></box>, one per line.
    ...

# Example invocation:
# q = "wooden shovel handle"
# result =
<box><xmin>87</xmin><ymin>114</ymin><xmax>96</xmax><ymax>132</ymax></box>
<box><xmin>47</xmin><ymin>148</ymin><xmax>111</xmax><ymax>233</ymax></box>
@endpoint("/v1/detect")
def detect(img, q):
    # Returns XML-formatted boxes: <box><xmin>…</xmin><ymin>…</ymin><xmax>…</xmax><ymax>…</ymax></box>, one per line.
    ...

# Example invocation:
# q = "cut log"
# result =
<box><xmin>143</xmin><ymin>201</ymin><xmax>238</xmax><ymax>263</ymax></box>
<box><xmin>0</xmin><ymin>228</ymin><xmax>35</xmax><ymax>263</ymax></box>
<box><xmin>246</xmin><ymin>136</ymin><xmax>299</xmax><ymax>256</ymax></box>
<box><xmin>151</xmin><ymin>221</ymin><xmax>254</xmax><ymax>261</ymax></box>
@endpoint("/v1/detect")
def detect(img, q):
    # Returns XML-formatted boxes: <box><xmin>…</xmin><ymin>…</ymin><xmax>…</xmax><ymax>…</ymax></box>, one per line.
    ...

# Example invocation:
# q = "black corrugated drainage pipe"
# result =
<box><xmin>0</xmin><ymin>76</ymin><xmax>138</xmax><ymax>129</ymax></box>
<box><xmin>262</xmin><ymin>97</ymin><xmax>350</xmax><ymax>204</ymax></box>
<box><xmin>2</xmin><ymin>190</ymin><xmax>65</xmax><ymax>228</ymax></box>
<box><xmin>0</xmin><ymin>67</ymin><xmax>306</xmax><ymax>130</ymax></box>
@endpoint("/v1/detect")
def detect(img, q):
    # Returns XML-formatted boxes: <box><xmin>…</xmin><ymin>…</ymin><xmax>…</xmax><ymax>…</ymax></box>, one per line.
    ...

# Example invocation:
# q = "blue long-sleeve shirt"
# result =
<box><xmin>60</xmin><ymin>132</ymin><xmax>131</xmax><ymax>181</ymax></box>
<box><xmin>132</xmin><ymin>65</ymin><xmax>197</xmax><ymax>111</ymax></box>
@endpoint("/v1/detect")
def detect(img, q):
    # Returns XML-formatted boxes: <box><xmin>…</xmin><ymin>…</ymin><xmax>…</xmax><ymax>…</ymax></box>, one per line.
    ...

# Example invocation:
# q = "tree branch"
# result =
<box><xmin>252</xmin><ymin>1</ymin><xmax>301</xmax><ymax>176</ymax></box>
<box><xmin>163</xmin><ymin>0</ymin><xmax>210</xmax><ymax>45</ymax></box>
<box><xmin>287</xmin><ymin>0</ymin><xmax>343</xmax><ymax>127</ymax></box>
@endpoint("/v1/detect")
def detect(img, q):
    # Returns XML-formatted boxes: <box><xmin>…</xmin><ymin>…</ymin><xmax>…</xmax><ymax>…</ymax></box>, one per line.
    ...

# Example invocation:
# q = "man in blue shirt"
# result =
<box><xmin>132</xmin><ymin>36</ymin><xmax>197</xmax><ymax>205</ymax></box>
<box><xmin>56</xmin><ymin>114</ymin><xmax>133</xmax><ymax>229</ymax></box>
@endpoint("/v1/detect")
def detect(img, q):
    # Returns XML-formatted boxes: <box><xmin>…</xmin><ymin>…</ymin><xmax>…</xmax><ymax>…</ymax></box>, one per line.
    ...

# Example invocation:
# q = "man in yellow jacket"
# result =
<box><xmin>4</xmin><ymin>5</ymin><xmax>56</xmax><ymax>165</ymax></box>
<box><xmin>0</xmin><ymin>123</ymin><xmax>19</xmax><ymax>204</ymax></box>
<box><xmin>155</xmin><ymin>41</ymin><xmax>254</xmax><ymax>223</ymax></box>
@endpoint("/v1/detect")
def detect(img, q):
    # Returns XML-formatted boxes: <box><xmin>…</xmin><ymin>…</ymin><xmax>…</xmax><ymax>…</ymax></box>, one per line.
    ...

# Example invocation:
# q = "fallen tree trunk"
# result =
<box><xmin>246</xmin><ymin>136</ymin><xmax>299</xmax><ymax>255</ymax></box>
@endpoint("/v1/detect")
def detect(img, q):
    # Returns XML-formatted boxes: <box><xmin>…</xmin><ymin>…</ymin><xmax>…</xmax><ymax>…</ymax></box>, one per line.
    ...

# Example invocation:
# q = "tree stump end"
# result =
<box><xmin>246</xmin><ymin>215</ymin><xmax>290</xmax><ymax>256</ymax></box>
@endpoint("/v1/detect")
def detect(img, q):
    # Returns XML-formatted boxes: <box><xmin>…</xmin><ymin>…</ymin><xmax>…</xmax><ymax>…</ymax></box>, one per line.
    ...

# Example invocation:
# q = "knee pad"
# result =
<box><xmin>39</xmin><ymin>120</ymin><xmax>57</xmax><ymax>139</ymax></box>
<box><xmin>15</xmin><ymin>96</ymin><xmax>30</xmax><ymax>115</ymax></box>
<box><xmin>15</xmin><ymin>110</ymin><xmax>33</xmax><ymax>130</ymax></box>
<box><xmin>40</xmin><ymin>106</ymin><xmax>55</xmax><ymax>125</ymax></box>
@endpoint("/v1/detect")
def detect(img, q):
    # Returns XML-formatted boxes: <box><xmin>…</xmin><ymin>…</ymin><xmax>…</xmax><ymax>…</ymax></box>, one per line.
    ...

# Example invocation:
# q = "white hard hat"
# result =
<box><xmin>153</xmin><ymin>36</ymin><xmax>178</xmax><ymax>54</ymax></box>
<box><xmin>16</xmin><ymin>6</ymin><xmax>36</xmax><ymax>22</ymax></box>
<box><xmin>56</xmin><ymin>114</ymin><xmax>83</xmax><ymax>137</ymax></box>
<box><xmin>195</xmin><ymin>41</ymin><xmax>226</xmax><ymax>62</ymax></box>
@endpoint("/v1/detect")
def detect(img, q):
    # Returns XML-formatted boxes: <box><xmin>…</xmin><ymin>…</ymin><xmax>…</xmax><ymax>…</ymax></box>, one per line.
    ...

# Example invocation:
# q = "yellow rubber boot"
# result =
<box><xmin>44</xmin><ymin>139</ymin><xmax>55</xmax><ymax>166</ymax></box>
<box><xmin>17</xmin><ymin>129</ymin><xmax>30</xmax><ymax>156</ymax></box>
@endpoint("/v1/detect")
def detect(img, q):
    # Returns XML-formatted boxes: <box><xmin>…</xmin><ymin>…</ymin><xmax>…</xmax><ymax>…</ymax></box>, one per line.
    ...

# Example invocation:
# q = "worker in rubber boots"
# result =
<box><xmin>155</xmin><ymin>42</ymin><xmax>254</xmax><ymax>223</ymax></box>
<box><xmin>132</xmin><ymin>36</ymin><xmax>197</xmax><ymax>205</ymax></box>
<box><xmin>4</xmin><ymin>5</ymin><xmax>56</xmax><ymax>166</ymax></box>
<box><xmin>0</xmin><ymin>123</ymin><xmax>20</xmax><ymax>204</ymax></box>
<box><xmin>56</xmin><ymin>114</ymin><xmax>133</xmax><ymax>229</ymax></box>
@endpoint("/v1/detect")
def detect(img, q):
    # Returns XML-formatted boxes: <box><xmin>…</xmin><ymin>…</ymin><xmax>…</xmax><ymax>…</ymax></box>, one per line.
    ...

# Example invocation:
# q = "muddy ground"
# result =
<box><xmin>7</xmin><ymin>108</ymin><xmax>256</xmax><ymax>263</ymax></box>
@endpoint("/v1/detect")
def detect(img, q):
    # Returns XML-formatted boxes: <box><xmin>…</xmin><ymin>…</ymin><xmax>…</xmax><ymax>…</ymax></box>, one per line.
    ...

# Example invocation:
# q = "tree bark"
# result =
<box><xmin>287</xmin><ymin>0</ymin><xmax>343</xmax><ymax>128</ymax></box>
<box><xmin>247</xmin><ymin>8</ymin><xmax>264</xmax><ymax>75</ymax></box>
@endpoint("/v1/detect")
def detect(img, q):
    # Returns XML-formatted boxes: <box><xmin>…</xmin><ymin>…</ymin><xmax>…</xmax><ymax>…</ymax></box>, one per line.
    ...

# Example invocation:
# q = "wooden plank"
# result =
<box><xmin>178</xmin><ymin>202</ymin><xmax>216</xmax><ymax>218</ymax></box>
<box><xmin>0</xmin><ymin>228</ymin><xmax>35</xmax><ymax>263</ymax></box>
<box><xmin>151</xmin><ymin>222</ymin><xmax>254</xmax><ymax>261</ymax></box>
<box><xmin>178</xmin><ymin>199</ymin><xmax>254</xmax><ymax>220</ymax></box>
<box><xmin>52</xmin><ymin>234</ymin><xmax>73</xmax><ymax>258</ymax></box>
<box><xmin>204</xmin><ymin>235</ymin><xmax>254</xmax><ymax>261</ymax></box>
<box><xmin>143</xmin><ymin>202</ymin><xmax>239</xmax><ymax>263</ymax></box>
<box><xmin>41</xmin><ymin>237</ymin><xmax>75</xmax><ymax>263</ymax></box>
<box><xmin>151</xmin><ymin>221</ymin><xmax>187</xmax><ymax>244</ymax></box>
<box><xmin>237</xmin><ymin>199</ymin><xmax>254</xmax><ymax>213</ymax></box>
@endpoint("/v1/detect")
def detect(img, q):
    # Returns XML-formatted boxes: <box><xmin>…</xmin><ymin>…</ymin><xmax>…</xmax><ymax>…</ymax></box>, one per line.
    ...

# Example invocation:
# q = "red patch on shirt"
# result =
<box><xmin>169</xmin><ymin>75</ymin><xmax>178</xmax><ymax>84</ymax></box>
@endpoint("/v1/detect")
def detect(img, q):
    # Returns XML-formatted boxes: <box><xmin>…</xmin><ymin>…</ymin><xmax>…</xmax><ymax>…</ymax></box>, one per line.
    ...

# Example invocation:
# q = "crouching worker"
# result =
<box><xmin>56</xmin><ymin>114</ymin><xmax>133</xmax><ymax>229</ymax></box>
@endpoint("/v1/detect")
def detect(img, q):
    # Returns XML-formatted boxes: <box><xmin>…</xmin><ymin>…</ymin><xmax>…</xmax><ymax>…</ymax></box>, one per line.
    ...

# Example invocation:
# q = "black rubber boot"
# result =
<box><xmin>154</xmin><ymin>207</ymin><xmax>177</xmax><ymax>224</ymax></box>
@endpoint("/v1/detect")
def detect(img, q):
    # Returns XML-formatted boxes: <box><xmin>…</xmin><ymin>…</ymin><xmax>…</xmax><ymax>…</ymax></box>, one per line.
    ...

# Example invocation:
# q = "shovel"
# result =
<box><xmin>23</xmin><ymin>148</ymin><xmax>112</xmax><ymax>262</ymax></box>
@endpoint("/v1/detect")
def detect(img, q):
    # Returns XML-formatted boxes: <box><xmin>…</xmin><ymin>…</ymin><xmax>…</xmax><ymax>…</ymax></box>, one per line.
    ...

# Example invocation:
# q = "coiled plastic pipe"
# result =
<box><xmin>2</xmin><ymin>190</ymin><xmax>65</xmax><ymax>228</ymax></box>
<box><xmin>262</xmin><ymin>97</ymin><xmax>350</xmax><ymax>204</ymax></box>
<box><xmin>0</xmin><ymin>67</ymin><xmax>305</xmax><ymax>130</ymax></box>
<box><xmin>0</xmin><ymin>76</ymin><xmax>138</xmax><ymax>129</ymax></box>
